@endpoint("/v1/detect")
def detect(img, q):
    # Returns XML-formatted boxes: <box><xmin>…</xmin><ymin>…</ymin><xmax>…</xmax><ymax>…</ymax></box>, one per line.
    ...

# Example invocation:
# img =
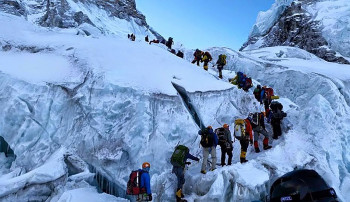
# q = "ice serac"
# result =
<box><xmin>241</xmin><ymin>0</ymin><xmax>350</xmax><ymax>64</ymax></box>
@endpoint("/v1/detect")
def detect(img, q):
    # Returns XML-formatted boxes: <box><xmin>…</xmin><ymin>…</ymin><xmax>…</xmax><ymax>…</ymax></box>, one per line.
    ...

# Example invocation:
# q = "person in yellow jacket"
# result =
<box><xmin>201</xmin><ymin>51</ymin><xmax>212</xmax><ymax>71</ymax></box>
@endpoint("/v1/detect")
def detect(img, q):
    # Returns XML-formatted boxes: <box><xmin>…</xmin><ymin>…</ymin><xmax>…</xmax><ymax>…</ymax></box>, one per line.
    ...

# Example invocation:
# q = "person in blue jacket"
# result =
<box><xmin>140</xmin><ymin>162</ymin><xmax>152</xmax><ymax>201</ymax></box>
<box><xmin>198</xmin><ymin>126</ymin><xmax>218</xmax><ymax>174</ymax></box>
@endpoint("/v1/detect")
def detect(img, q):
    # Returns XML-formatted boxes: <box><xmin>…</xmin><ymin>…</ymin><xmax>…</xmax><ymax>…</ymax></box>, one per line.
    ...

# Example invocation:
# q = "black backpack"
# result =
<box><xmin>216</xmin><ymin>128</ymin><xmax>226</xmax><ymax>145</ymax></box>
<box><xmin>200</xmin><ymin>128</ymin><xmax>214</xmax><ymax>148</ymax></box>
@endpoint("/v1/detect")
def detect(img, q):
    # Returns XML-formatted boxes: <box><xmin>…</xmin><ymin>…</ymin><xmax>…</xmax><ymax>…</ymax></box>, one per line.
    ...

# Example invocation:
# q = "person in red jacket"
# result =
<box><xmin>240</xmin><ymin>119</ymin><xmax>254</xmax><ymax>163</ymax></box>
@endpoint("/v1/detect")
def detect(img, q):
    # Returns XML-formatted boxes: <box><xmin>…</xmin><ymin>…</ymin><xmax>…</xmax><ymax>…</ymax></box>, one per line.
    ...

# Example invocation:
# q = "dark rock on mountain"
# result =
<box><xmin>241</xmin><ymin>1</ymin><xmax>350</xmax><ymax>64</ymax></box>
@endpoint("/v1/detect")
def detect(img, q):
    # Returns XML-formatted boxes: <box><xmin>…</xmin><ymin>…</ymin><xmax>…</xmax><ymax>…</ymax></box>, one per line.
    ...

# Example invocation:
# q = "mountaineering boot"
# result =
<box><xmin>201</xmin><ymin>170</ymin><xmax>206</xmax><ymax>174</ymax></box>
<box><xmin>273</xmin><ymin>135</ymin><xmax>278</xmax><ymax>140</ymax></box>
<box><xmin>263</xmin><ymin>137</ymin><xmax>272</xmax><ymax>150</ymax></box>
<box><xmin>255</xmin><ymin>147</ymin><xmax>261</xmax><ymax>153</ymax></box>
<box><xmin>210</xmin><ymin>168</ymin><xmax>216</xmax><ymax>171</ymax></box>
<box><xmin>240</xmin><ymin>151</ymin><xmax>248</xmax><ymax>163</ymax></box>
<box><xmin>264</xmin><ymin>145</ymin><xmax>272</xmax><ymax>150</ymax></box>
<box><xmin>254</xmin><ymin>141</ymin><xmax>260</xmax><ymax>153</ymax></box>
<box><xmin>204</xmin><ymin>65</ymin><xmax>208</xmax><ymax>71</ymax></box>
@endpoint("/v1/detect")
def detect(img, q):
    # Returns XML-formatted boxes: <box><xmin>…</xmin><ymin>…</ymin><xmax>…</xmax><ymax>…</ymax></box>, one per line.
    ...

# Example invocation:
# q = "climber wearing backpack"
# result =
<box><xmin>170</xmin><ymin>145</ymin><xmax>199</xmax><ymax>201</ymax></box>
<box><xmin>234</xmin><ymin>118</ymin><xmax>253</xmax><ymax>163</ymax></box>
<box><xmin>126</xmin><ymin>162</ymin><xmax>152</xmax><ymax>201</ymax></box>
<box><xmin>268</xmin><ymin>101</ymin><xmax>287</xmax><ymax>139</ymax></box>
<box><xmin>166</xmin><ymin>37</ymin><xmax>174</xmax><ymax>49</ymax></box>
<box><xmin>201</xmin><ymin>51</ymin><xmax>212</xmax><ymax>71</ymax></box>
<box><xmin>248</xmin><ymin>112</ymin><xmax>272</xmax><ymax>153</ymax></box>
<box><xmin>191</xmin><ymin>49</ymin><xmax>203</xmax><ymax>66</ymax></box>
<box><xmin>215</xmin><ymin>124</ymin><xmax>233</xmax><ymax>166</ymax></box>
<box><xmin>198</xmin><ymin>126</ymin><xmax>218</xmax><ymax>174</ymax></box>
<box><xmin>216</xmin><ymin>54</ymin><xmax>227</xmax><ymax>79</ymax></box>
<box><xmin>230</xmin><ymin>72</ymin><xmax>247</xmax><ymax>89</ymax></box>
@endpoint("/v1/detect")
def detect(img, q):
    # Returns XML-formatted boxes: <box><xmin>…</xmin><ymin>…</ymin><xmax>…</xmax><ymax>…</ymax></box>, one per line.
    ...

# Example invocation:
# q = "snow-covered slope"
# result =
<box><xmin>241</xmin><ymin>0</ymin><xmax>350</xmax><ymax>64</ymax></box>
<box><xmin>1</xmin><ymin>4</ymin><xmax>350</xmax><ymax>202</ymax></box>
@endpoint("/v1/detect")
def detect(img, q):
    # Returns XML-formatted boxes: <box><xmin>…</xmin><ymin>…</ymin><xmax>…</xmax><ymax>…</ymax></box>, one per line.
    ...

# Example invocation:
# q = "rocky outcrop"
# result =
<box><xmin>0</xmin><ymin>0</ymin><xmax>163</xmax><ymax>40</ymax></box>
<box><xmin>241</xmin><ymin>1</ymin><xmax>350</xmax><ymax>64</ymax></box>
<box><xmin>0</xmin><ymin>0</ymin><xmax>26</xmax><ymax>16</ymax></box>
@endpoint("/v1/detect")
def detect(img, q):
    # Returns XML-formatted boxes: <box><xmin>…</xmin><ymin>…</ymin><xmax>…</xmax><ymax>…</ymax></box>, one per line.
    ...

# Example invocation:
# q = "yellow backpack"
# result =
<box><xmin>234</xmin><ymin>119</ymin><xmax>245</xmax><ymax>140</ymax></box>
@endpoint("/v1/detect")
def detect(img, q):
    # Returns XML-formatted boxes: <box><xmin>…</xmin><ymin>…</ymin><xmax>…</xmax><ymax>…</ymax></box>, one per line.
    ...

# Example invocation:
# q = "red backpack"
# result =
<box><xmin>126</xmin><ymin>170</ymin><xmax>146</xmax><ymax>195</ymax></box>
<box><xmin>265</xmin><ymin>88</ymin><xmax>274</xmax><ymax>99</ymax></box>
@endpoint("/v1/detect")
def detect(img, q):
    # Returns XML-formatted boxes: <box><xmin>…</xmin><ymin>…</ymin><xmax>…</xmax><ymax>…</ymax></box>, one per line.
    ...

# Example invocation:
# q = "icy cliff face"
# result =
<box><xmin>0</xmin><ymin>0</ymin><xmax>163</xmax><ymax>39</ymax></box>
<box><xmin>241</xmin><ymin>0</ymin><xmax>350</xmax><ymax>64</ymax></box>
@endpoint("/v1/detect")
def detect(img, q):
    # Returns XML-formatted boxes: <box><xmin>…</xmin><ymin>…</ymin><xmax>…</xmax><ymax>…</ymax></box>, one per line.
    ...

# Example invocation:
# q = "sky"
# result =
<box><xmin>136</xmin><ymin>0</ymin><xmax>275</xmax><ymax>50</ymax></box>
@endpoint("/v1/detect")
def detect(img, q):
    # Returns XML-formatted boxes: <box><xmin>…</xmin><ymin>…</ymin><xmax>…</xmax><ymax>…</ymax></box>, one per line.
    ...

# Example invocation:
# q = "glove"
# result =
<box><xmin>196</xmin><ymin>158</ymin><xmax>200</xmax><ymax>162</ymax></box>
<box><xmin>231</xmin><ymin>141</ymin><xmax>234</xmax><ymax>143</ymax></box>
<box><xmin>148</xmin><ymin>194</ymin><xmax>152</xmax><ymax>201</ymax></box>
<box><xmin>185</xmin><ymin>162</ymin><xmax>191</xmax><ymax>165</ymax></box>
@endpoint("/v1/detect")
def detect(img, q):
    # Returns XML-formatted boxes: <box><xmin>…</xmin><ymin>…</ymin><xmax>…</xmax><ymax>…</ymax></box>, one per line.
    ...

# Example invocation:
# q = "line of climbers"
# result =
<box><xmin>129</xmin><ymin>34</ymin><xmax>185</xmax><ymax>59</ymax></box>
<box><xmin>191</xmin><ymin>49</ymin><xmax>227</xmax><ymax>79</ymax></box>
<box><xmin>124</xmin><ymin>43</ymin><xmax>288</xmax><ymax>201</ymax></box>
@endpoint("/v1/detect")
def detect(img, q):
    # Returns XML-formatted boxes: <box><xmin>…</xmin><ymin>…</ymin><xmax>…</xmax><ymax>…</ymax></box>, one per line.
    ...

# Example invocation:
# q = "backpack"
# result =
<box><xmin>195</xmin><ymin>49</ymin><xmax>202</xmax><ymax>58</ymax></box>
<box><xmin>234</xmin><ymin>119</ymin><xmax>246</xmax><ymax>140</ymax></box>
<box><xmin>237</xmin><ymin>72</ymin><xmax>245</xmax><ymax>85</ymax></box>
<box><xmin>270</xmin><ymin>101</ymin><xmax>283</xmax><ymax>112</ymax></box>
<box><xmin>216</xmin><ymin>127</ymin><xmax>227</xmax><ymax>145</ymax></box>
<box><xmin>265</xmin><ymin>88</ymin><xmax>274</xmax><ymax>99</ymax></box>
<box><xmin>244</xmin><ymin>78</ymin><xmax>253</xmax><ymax>90</ymax></box>
<box><xmin>218</xmin><ymin>54</ymin><xmax>227</xmax><ymax>66</ymax></box>
<box><xmin>126</xmin><ymin>170</ymin><xmax>146</xmax><ymax>195</ymax></box>
<box><xmin>204</xmin><ymin>52</ymin><xmax>212</xmax><ymax>61</ymax></box>
<box><xmin>200</xmin><ymin>128</ymin><xmax>214</xmax><ymax>148</ymax></box>
<box><xmin>170</xmin><ymin>145</ymin><xmax>189</xmax><ymax>168</ymax></box>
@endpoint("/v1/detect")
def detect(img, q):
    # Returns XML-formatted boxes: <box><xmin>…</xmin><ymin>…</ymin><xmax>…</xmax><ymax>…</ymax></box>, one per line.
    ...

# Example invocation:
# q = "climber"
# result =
<box><xmin>233</xmin><ymin>118</ymin><xmax>253</xmax><ymax>163</ymax></box>
<box><xmin>215</xmin><ymin>54</ymin><xmax>227</xmax><ymax>79</ymax></box>
<box><xmin>130</xmin><ymin>33</ymin><xmax>136</xmax><ymax>41</ymax></box>
<box><xmin>166</xmin><ymin>37</ymin><xmax>174</xmax><ymax>49</ymax></box>
<box><xmin>198</xmin><ymin>126</ymin><xmax>218</xmax><ymax>174</ymax></box>
<box><xmin>268</xmin><ymin>101</ymin><xmax>287</xmax><ymax>139</ymax></box>
<box><xmin>201</xmin><ymin>51</ymin><xmax>212</xmax><ymax>71</ymax></box>
<box><xmin>176</xmin><ymin>50</ymin><xmax>184</xmax><ymax>58</ymax></box>
<box><xmin>145</xmin><ymin>35</ymin><xmax>149</xmax><ymax>42</ymax></box>
<box><xmin>149</xmin><ymin>39</ymin><xmax>159</xmax><ymax>45</ymax></box>
<box><xmin>170</xmin><ymin>145</ymin><xmax>200</xmax><ymax>202</ymax></box>
<box><xmin>215</xmin><ymin>124</ymin><xmax>233</xmax><ymax>166</ymax></box>
<box><xmin>230</xmin><ymin>72</ymin><xmax>247</xmax><ymax>89</ymax></box>
<box><xmin>248</xmin><ymin>112</ymin><xmax>272</xmax><ymax>153</ymax></box>
<box><xmin>269</xmin><ymin>169</ymin><xmax>338</xmax><ymax>201</ymax></box>
<box><xmin>191</xmin><ymin>49</ymin><xmax>203</xmax><ymax>66</ymax></box>
<box><xmin>126</xmin><ymin>162</ymin><xmax>152</xmax><ymax>201</ymax></box>
<box><xmin>262</xmin><ymin>86</ymin><xmax>276</xmax><ymax>115</ymax></box>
